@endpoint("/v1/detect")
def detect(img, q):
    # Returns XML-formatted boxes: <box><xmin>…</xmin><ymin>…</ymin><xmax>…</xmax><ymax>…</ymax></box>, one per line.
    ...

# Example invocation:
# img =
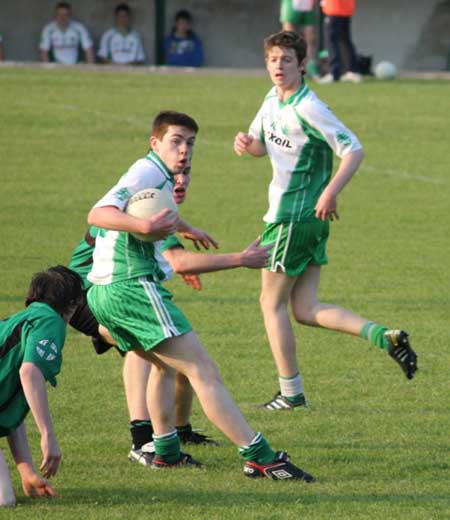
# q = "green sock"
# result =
<box><xmin>238</xmin><ymin>433</ymin><xmax>276</xmax><ymax>465</ymax></box>
<box><xmin>360</xmin><ymin>321</ymin><xmax>389</xmax><ymax>350</ymax></box>
<box><xmin>153</xmin><ymin>430</ymin><xmax>180</xmax><ymax>464</ymax></box>
<box><xmin>284</xmin><ymin>393</ymin><xmax>305</xmax><ymax>404</ymax></box>
<box><xmin>176</xmin><ymin>423</ymin><xmax>192</xmax><ymax>435</ymax></box>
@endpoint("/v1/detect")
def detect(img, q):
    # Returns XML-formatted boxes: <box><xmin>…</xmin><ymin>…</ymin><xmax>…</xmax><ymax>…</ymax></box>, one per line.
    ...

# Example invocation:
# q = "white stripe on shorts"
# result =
<box><xmin>271</xmin><ymin>224</ymin><xmax>284</xmax><ymax>271</ymax></box>
<box><xmin>139</xmin><ymin>277</ymin><xmax>179</xmax><ymax>337</ymax></box>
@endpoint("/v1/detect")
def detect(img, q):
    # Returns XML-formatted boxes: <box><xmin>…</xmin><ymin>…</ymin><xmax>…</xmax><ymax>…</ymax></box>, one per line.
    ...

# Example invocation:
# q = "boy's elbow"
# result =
<box><xmin>19</xmin><ymin>362</ymin><xmax>38</xmax><ymax>380</ymax></box>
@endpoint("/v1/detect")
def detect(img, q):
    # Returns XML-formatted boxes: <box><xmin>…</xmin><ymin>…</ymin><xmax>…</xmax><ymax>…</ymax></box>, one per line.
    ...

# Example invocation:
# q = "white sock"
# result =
<box><xmin>279</xmin><ymin>373</ymin><xmax>304</xmax><ymax>398</ymax></box>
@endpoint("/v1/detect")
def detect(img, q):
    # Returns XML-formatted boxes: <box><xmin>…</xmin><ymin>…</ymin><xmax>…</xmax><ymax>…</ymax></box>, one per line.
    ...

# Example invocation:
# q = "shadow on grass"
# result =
<box><xmin>56</xmin><ymin>487</ymin><xmax>450</xmax><ymax>507</ymax></box>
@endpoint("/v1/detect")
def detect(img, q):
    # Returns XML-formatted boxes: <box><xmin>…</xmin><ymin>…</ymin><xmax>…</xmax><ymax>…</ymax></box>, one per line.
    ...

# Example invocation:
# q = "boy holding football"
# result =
<box><xmin>85</xmin><ymin>110</ymin><xmax>315</xmax><ymax>481</ymax></box>
<box><xmin>234</xmin><ymin>31</ymin><xmax>418</xmax><ymax>411</ymax></box>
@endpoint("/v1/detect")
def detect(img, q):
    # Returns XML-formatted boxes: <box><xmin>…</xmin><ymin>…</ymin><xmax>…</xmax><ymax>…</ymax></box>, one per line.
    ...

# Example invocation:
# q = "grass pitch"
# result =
<box><xmin>0</xmin><ymin>66</ymin><xmax>449</xmax><ymax>519</ymax></box>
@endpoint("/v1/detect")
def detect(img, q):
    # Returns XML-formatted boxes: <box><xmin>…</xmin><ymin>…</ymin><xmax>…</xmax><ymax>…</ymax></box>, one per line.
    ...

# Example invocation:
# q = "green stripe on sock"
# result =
<box><xmin>360</xmin><ymin>321</ymin><xmax>389</xmax><ymax>350</ymax></box>
<box><xmin>153</xmin><ymin>431</ymin><xmax>180</xmax><ymax>463</ymax></box>
<box><xmin>238</xmin><ymin>433</ymin><xmax>276</xmax><ymax>464</ymax></box>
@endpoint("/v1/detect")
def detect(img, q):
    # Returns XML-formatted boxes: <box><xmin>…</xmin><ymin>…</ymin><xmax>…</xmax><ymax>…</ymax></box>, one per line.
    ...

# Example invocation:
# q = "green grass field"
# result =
<box><xmin>0</xmin><ymin>66</ymin><xmax>449</xmax><ymax>519</ymax></box>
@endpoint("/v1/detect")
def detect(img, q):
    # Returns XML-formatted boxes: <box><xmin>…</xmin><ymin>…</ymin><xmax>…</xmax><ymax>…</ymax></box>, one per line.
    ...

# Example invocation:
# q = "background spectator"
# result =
<box><xmin>39</xmin><ymin>2</ymin><xmax>94</xmax><ymax>64</ymax></box>
<box><xmin>98</xmin><ymin>3</ymin><xmax>145</xmax><ymax>65</ymax></box>
<box><xmin>319</xmin><ymin>0</ymin><xmax>362</xmax><ymax>83</ymax></box>
<box><xmin>164</xmin><ymin>10</ymin><xmax>203</xmax><ymax>67</ymax></box>
<box><xmin>280</xmin><ymin>0</ymin><xmax>319</xmax><ymax>79</ymax></box>
<box><xmin>0</xmin><ymin>34</ymin><xmax>4</xmax><ymax>61</ymax></box>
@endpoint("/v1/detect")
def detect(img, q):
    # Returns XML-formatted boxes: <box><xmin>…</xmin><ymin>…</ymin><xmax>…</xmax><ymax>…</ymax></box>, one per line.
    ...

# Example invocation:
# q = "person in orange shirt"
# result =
<box><xmin>319</xmin><ymin>0</ymin><xmax>362</xmax><ymax>83</ymax></box>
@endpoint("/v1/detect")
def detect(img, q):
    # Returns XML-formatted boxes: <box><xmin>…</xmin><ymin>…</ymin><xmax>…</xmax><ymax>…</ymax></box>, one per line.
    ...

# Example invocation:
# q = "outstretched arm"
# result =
<box><xmin>162</xmin><ymin>237</ymin><xmax>271</xmax><ymax>275</ymax></box>
<box><xmin>19</xmin><ymin>363</ymin><xmax>60</xmax><ymax>479</ymax></box>
<box><xmin>315</xmin><ymin>148</ymin><xmax>365</xmax><ymax>221</ymax></box>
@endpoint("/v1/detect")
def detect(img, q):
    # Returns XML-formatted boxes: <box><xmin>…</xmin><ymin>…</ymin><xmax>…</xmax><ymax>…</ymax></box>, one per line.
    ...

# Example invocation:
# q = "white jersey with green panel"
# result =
<box><xmin>98</xmin><ymin>28</ymin><xmax>145</xmax><ymax>64</ymax></box>
<box><xmin>87</xmin><ymin>151</ymin><xmax>175</xmax><ymax>286</ymax></box>
<box><xmin>249</xmin><ymin>83</ymin><xmax>362</xmax><ymax>224</ymax></box>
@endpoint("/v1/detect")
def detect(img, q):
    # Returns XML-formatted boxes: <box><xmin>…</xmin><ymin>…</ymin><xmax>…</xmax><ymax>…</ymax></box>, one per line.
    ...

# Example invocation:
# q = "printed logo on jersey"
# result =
<box><xmin>336</xmin><ymin>131</ymin><xmax>351</xmax><ymax>146</ymax></box>
<box><xmin>265</xmin><ymin>130</ymin><xmax>293</xmax><ymax>149</ymax></box>
<box><xmin>115</xmin><ymin>188</ymin><xmax>132</xmax><ymax>201</ymax></box>
<box><xmin>36</xmin><ymin>339</ymin><xmax>58</xmax><ymax>362</ymax></box>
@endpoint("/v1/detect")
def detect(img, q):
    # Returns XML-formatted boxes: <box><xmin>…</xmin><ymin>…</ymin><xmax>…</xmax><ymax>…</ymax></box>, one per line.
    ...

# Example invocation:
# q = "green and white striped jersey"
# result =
<box><xmin>87</xmin><ymin>152</ymin><xmax>175</xmax><ymax>286</ymax></box>
<box><xmin>249</xmin><ymin>83</ymin><xmax>362</xmax><ymax>224</ymax></box>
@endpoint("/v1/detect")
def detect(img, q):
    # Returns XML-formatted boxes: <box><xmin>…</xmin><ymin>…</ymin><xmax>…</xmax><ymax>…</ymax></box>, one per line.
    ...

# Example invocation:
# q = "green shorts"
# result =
<box><xmin>280</xmin><ymin>0</ymin><xmax>316</xmax><ymax>25</ymax></box>
<box><xmin>261</xmin><ymin>219</ymin><xmax>329</xmax><ymax>277</ymax></box>
<box><xmin>87</xmin><ymin>276</ymin><xmax>192</xmax><ymax>352</ymax></box>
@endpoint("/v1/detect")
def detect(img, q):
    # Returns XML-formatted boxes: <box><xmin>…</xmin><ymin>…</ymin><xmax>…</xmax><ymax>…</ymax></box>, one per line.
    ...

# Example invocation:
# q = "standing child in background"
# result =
<box><xmin>98</xmin><ymin>3</ymin><xmax>145</xmax><ymax>65</ymax></box>
<box><xmin>164</xmin><ymin>10</ymin><xmax>203</xmax><ymax>67</ymax></box>
<box><xmin>0</xmin><ymin>266</ymin><xmax>82</xmax><ymax>506</ymax></box>
<box><xmin>280</xmin><ymin>0</ymin><xmax>319</xmax><ymax>79</ymax></box>
<box><xmin>234</xmin><ymin>31</ymin><xmax>417</xmax><ymax>411</ymax></box>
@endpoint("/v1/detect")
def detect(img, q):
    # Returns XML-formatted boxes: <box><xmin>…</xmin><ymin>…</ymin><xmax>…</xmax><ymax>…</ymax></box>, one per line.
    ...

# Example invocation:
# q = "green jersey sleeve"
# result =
<box><xmin>22</xmin><ymin>315</ymin><xmax>66</xmax><ymax>387</ymax></box>
<box><xmin>160</xmin><ymin>235</ymin><xmax>184</xmax><ymax>253</ymax></box>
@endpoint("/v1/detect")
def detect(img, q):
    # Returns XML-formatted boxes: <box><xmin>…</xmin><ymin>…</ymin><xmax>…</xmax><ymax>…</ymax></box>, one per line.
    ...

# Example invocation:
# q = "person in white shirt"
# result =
<box><xmin>98</xmin><ymin>3</ymin><xmax>145</xmax><ymax>65</ymax></box>
<box><xmin>39</xmin><ymin>2</ymin><xmax>94</xmax><ymax>65</ymax></box>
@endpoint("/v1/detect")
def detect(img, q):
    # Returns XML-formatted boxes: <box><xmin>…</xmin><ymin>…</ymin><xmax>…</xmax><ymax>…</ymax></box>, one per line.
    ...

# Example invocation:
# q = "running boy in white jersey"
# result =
<box><xmin>98</xmin><ymin>3</ymin><xmax>145</xmax><ymax>65</ymax></box>
<box><xmin>234</xmin><ymin>31</ymin><xmax>418</xmax><ymax>411</ymax></box>
<box><xmin>39</xmin><ymin>2</ymin><xmax>94</xmax><ymax>65</ymax></box>
<box><xmin>86</xmin><ymin>110</ymin><xmax>315</xmax><ymax>481</ymax></box>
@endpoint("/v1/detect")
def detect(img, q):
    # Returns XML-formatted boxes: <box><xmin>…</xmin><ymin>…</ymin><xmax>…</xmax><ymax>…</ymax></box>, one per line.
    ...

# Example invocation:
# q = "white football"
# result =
<box><xmin>126</xmin><ymin>188</ymin><xmax>177</xmax><ymax>242</ymax></box>
<box><xmin>374</xmin><ymin>61</ymin><xmax>397</xmax><ymax>80</ymax></box>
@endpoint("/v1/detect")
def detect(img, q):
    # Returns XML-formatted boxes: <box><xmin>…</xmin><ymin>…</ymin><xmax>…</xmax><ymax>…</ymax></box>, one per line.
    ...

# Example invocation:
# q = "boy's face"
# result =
<box><xmin>265</xmin><ymin>46</ymin><xmax>304</xmax><ymax>90</ymax></box>
<box><xmin>116</xmin><ymin>10</ymin><xmax>131</xmax><ymax>30</ymax></box>
<box><xmin>150</xmin><ymin>125</ymin><xmax>196</xmax><ymax>175</ymax></box>
<box><xmin>55</xmin><ymin>7</ymin><xmax>71</xmax><ymax>28</ymax></box>
<box><xmin>172</xmin><ymin>168</ymin><xmax>191</xmax><ymax>205</ymax></box>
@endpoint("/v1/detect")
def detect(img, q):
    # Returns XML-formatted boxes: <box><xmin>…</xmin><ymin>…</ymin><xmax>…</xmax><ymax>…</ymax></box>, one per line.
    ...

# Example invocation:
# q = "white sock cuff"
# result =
<box><xmin>279</xmin><ymin>373</ymin><xmax>303</xmax><ymax>398</ymax></box>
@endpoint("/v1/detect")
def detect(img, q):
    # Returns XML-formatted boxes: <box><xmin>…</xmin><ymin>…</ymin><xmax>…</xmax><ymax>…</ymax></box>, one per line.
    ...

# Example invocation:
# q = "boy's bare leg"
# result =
<box><xmin>123</xmin><ymin>351</ymin><xmax>151</xmax><ymax>421</ymax></box>
<box><xmin>0</xmin><ymin>449</ymin><xmax>15</xmax><ymax>507</ymax></box>
<box><xmin>136</xmin><ymin>332</ymin><xmax>255</xmax><ymax>446</ymax></box>
<box><xmin>174</xmin><ymin>373</ymin><xmax>193</xmax><ymax>426</ymax></box>
<box><xmin>260</xmin><ymin>269</ymin><xmax>298</xmax><ymax>377</ymax></box>
<box><xmin>290</xmin><ymin>264</ymin><xmax>366</xmax><ymax>334</ymax></box>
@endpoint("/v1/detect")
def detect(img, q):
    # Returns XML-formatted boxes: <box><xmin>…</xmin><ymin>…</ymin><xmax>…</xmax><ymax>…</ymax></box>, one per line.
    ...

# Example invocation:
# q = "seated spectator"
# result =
<box><xmin>98</xmin><ymin>3</ymin><xmax>145</xmax><ymax>65</ymax></box>
<box><xmin>39</xmin><ymin>2</ymin><xmax>94</xmax><ymax>64</ymax></box>
<box><xmin>164</xmin><ymin>10</ymin><xmax>203</xmax><ymax>67</ymax></box>
<box><xmin>0</xmin><ymin>35</ymin><xmax>4</xmax><ymax>61</ymax></box>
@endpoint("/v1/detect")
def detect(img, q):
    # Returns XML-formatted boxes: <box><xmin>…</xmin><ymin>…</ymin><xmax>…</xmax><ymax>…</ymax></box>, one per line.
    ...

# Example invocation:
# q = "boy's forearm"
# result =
<box><xmin>326</xmin><ymin>148</ymin><xmax>364</xmax><ymax>196</ymax></box>
<box><xmin>7</xmin><ymin>423</ymin><xmax>34</xmax><ymax>470</ymax></box>
<box><xmin>163</xmin><ymin>249</ymin><xmax>241</xmax><ymax>274</ymax></box>
<box><xmin>19</xmin><ymin>363</ymin><xmax>55</xmax><ymax>440</ymax></box>
<box><xmin>247</xmin><ymin>139</ymin><xmax>267</xmax><ymax>157</ymax></box>
<box><xmin>88</xmin><ymin>205</ymin><xmax>148</xmax><ymax>234</ymax></box>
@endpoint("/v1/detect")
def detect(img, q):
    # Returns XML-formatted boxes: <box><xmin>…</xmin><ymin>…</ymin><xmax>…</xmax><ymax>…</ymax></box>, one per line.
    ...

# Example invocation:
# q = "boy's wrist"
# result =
<box><xmin>16</xmin><ymin>461</ymin><xmax>35</xmax><ymax>477</ymax></box>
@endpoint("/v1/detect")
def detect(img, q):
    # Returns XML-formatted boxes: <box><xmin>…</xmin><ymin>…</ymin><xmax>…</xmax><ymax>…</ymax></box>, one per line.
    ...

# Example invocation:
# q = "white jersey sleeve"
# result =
<box><xmin>298</xmin><ymin>96</ymin><xmax>362</xmax><ymax>158</ymax></box>
<box><xmin>135</xmin><ymin>33</ymin><xmax>145</xmax><ymax>62</ymax></box>
<box><xmin>75</xmin><ymin>22</ymin><xmax>93</xmax><ymax>50</ymax></box>
<box><xmin>249</xmin><ymin>105</ymin><xmax>266</xmax><ymax>144</ymax></box>
<box><xmin>39</xmin><ymin>23</ymin><xmax>53</xmax><ymax>51</ymax></box>
<box><xmin>98</xmin><ymin>29</ymin><xmax>113</xmax><ymax>59</ymax></box>
<box><xmin>93</xmin><ymin>159</ymin><xmax>161</xmax><ymax>211</ymax></box>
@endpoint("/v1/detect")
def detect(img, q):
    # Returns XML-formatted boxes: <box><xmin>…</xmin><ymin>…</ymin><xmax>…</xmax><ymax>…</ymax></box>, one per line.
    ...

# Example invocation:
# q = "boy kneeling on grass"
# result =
<box><xmin>0</xmin><ymin>266</ymin><xmax>82</xmax><ymax>507</ymax></box>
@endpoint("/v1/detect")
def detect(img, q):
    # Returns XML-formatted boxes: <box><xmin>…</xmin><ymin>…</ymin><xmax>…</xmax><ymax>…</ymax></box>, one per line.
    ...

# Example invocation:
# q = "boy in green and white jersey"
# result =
<box><xmin>0</xmin><ymin>266</ymin><xmax>82</xmax><ymax>507</ymax></box>
<box><xmin>86</xmin><ymin>110</ymin><xmax>315</xmax><ymax>481</ymax></box>
<box><xmin>280</xmin><ymin>0</ymin><xmax>319</xmax><ymax>78</ymax></box>
<box><xmin>234</xmin><ymin>31</ymin><xmax>418</xmax><ymax>411</ymax></box>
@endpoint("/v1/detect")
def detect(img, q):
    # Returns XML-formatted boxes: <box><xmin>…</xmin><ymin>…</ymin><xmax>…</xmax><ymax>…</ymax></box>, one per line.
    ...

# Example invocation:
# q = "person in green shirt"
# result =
<box><xmin>0</xmin><ymin>266</ymin><xmax>82</xmax><ymax>507</ymax></box>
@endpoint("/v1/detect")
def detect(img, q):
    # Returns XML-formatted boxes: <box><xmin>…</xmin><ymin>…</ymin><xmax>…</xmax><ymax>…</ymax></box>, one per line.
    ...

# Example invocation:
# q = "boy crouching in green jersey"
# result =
<box><xmin>0</xmin><ymin>266</ymin><xmax>82</xmax><ymax>507</ymax></box>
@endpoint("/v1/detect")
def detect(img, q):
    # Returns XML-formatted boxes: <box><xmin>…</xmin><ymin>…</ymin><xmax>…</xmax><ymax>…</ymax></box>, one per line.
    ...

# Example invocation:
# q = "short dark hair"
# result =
<box><xmin>25</xmin><ymin>266</ymin><xmax>83</xmax><ymax>316</ymax></box>
<box><xmin>175</xmin><ymin>9</ymin><xmax>192</xmax><ymax>22</ymax></box>
<box><xmin>264</xmin><ymin>31</ymin><xmax>307</xmax><ymax>64</ymax></box>
<box><xmin>55</xmin><ymin>2</ymin><xmax>71</xmax><ymax>11</ymax></box>
<box><xmin>115</xmin><ymin>3</ymin><xmax>131</xmax><ymax>15</ymax></box>
<box><xmin>151</xmin><ymin>111</ymin><xmax>199</xmax><ymax>140</ymax></box>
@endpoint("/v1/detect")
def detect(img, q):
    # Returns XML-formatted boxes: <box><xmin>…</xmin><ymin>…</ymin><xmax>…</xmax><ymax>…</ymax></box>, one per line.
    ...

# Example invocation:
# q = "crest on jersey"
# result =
<box><xmin>36</xmin><ymin>339</ymin><xmax>58</xmax><ymax>362</ymax></box>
